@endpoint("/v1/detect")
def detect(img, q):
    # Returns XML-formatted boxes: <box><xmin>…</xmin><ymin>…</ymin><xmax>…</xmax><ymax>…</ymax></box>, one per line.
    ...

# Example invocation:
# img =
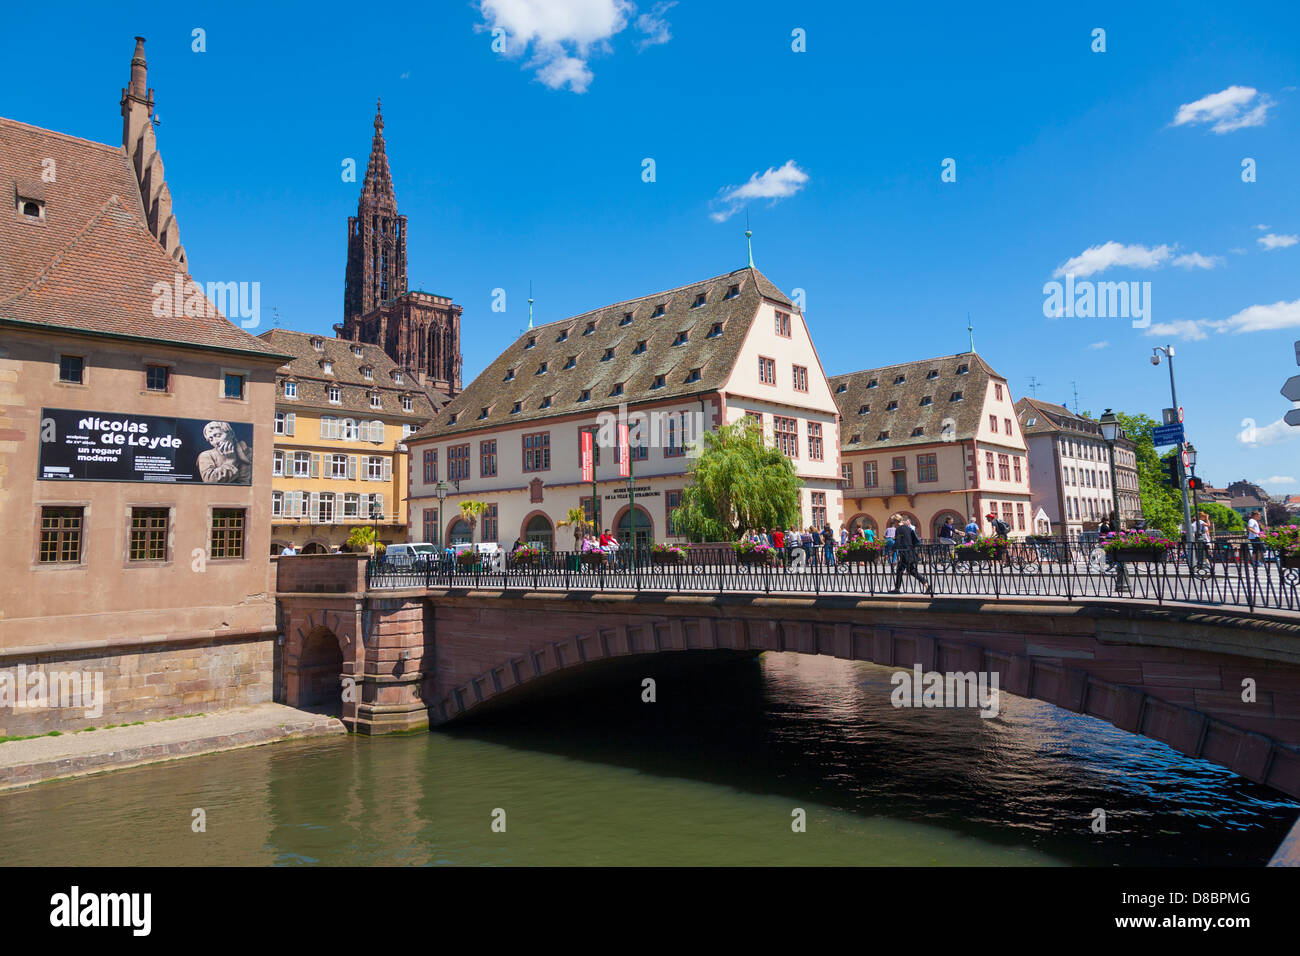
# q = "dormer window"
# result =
<box><xmin>310</xmin><ymin>337</ymin><xmax>324</xmax><ymax>351</ymax></box>
<box><xmin>707</xmin><ymin>322</ymin><xmax>723</xmax><ymax>338</ymax></box>
<box><xmin>370</xmin><ymin>392</ymin><xmax>382</xmax><ymax>409</ymax></box>
<box><xmin>536</xmin><ymin>361</ymin><xmax>548</xmax><ymax>375</ymax></box>
<box><xmin>956</xmin><ymin>364</ymin><xmax>969</xmax><ymax>375</ymax></box>
<box><xmin>321</xmin><ymin>360</ymin><xmax>333</xmax><ymax>375</ymax></box>
<box><xmin>894</xmin><ymin>374</ymin><xmax>906</xmax><ymax>384</ymax></box>
<box><xmin>619</xmin><ymin>312</ymin><xmax>633</xmax><ymax>326</ymax></box>
<box><xmin>525</xmin><ymin>336</ymin><xmax>536</xmax><ymax>349</ymax></box>
<box><xmin>724</xmin><ymin>284</ymin><xmax>740</xmax><ymax>299</ymax></box>
<box><xmin>556</xmin><ymin>329</ymin><xmax>569</xmax><ymax>342</ymax></box>
<box><xmin>911</xmin><ymin>427</ymin><xmax>924</xmax><ymax>437</ymax></box>
<box><xmin>858</xmin><ymin>404</ymin><xmax>869</xmax><ymax>415</ymax></box>
<box><xmin>352</xmin><ymin>345</ymin><xmax>364</xmax><ymax>357</ymax></box>
<box><xmin>284</xmin><ymin>381</ymin><xmax>298</xmax><ymax>399</ymax></box>
<box><xmin>504</xmin><ymin>367</ymin><xmax>515</xmax><ymax>382</ymax></box>
<box><xmin>602</xmin><ymin>348</ymin><xmax>615</xmax><ymax>361</ymax></box>
<box><xmin>540</xmin><ymin>395</ymin><xmax>552</xmax><ymax>409</ymax></box>
<box><xmin>328</xmin><ymin>385</ymin><xmax>341</xmax><ymax>404</ymax></box>
<box><xmin>393</xmin><ymin>372</ymin><xmax>403</xmax><ymax>385</ymax></box>
<box><xmin>477</xmin><ymin>406</ymin><xmax>490</xmax><ymax>420</ymax></box>
<box><xmin>886</xmin><ymin>400</ymin><xmax>899</xmax><ymax>411</ymax></box>
<box><xmin>849</xmin><ymin>434</ymin><xmax>861</xmax><ymax>444</ymax></box>
<box><xmin>511</xmin><ymin>401</ymin><xmax>522</xmax><ymax>414</ymax></box>
<box><xmin>685</xmin><ymin>367</ymin><xmax>702</xmax><ymax>383</ymax></box>
<box><xmin>361</xmin><ymin>366</ymin><xmax>373</xmax><ymax>380</ymax></box>
<box><xmin>651</xmin><ymin>303</ymin><xmax>666</xmax><ymax>318</ymax></box>
<box><xmin>578</xmin><ymin>389</ymin><xmax>591</xmax><ymax>402</ymax></box>
<box><xmin>919</xmin><ymin>395</ymin><xmax>932</xmax><ymax>406</ymax></box>
<box><xmin>926</xmin><ymin>369</ymin><xmax>939</xmax><ymax>379</ymax></box>
<box><xmin>950</xmin><ymin>391</ymin><xmax>963</xmax><ymax>402</ymax></box>
<box><xmin>583</xmin><ymin>321</ymin><xmax>597</xmax><ymax>335</ymax></box>
<box><xmin>672</xmin><ymin>330</ymin><xmax>689</xmax><ymax>346</ymax></box>
<box><xmin>867</xmin><ymin>379</ymin><xmax>878</xmax><ymax>388</ymax></box>
<box><xmin>632</xmin><ymin>341</ymin><xmax>647</xmax><ymax>355</ymax></box>
<box><xmin>692</xmin><ymin>293</ymin><xmax>706</xmax><ymax>308</ymax></box>
<box><xmin>563</xmin><ymin>355</ymin><xmax>576</xmax><ymax>370</ymax></box>
<box><xmin>1026</xmin><ymin>416</ymin><xmax>1037</xmax><ymax>426</ymax></box>
<box><xmin>610</xmin><ymin>382</ymin><xmax>624</xmax><ymax>397</ymax></box>
<box><xmin>447</xmin><ymin>413</ymin><xmax>457</xmax><ymax>425</ymax></box>
<box><xmin>402</xmin><ymin>395</ymin><xmax>413</xmax><ymax>412</ymax></box>
<box><xmin>18</xmin><ymin>198</ymin><xmax>44</xmax><ymax>219</ymax></box>
<box><xmin>877</xmin><ymin>431</ymin><xmax>890</xmax><ymax>441</ymax></box>
<box><xmin>835</xmin><ymin>383</ymin><xmax>847</xmax><ymax>393</ymax></box>
<box><xmin>651</xmin><ymin>374</ymin><xmax>666</xmax><ymax>389</ymax></box>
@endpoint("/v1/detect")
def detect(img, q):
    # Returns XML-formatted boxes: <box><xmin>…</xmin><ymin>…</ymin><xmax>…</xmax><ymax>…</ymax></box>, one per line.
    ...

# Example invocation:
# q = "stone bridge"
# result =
<box><xmin>276</xmin><ymin>555</ymin><xmax>1300</xmax><ymax>799</ymax></box>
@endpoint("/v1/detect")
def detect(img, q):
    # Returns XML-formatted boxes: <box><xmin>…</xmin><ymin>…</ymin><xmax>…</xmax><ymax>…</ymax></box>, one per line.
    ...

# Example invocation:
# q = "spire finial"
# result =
<box><xmin>967</xmin><ymin>313</ymin><xmax>975</xmax><ymax>353</ymax></box>
<box><xmin>528</xmin><ymin>281</ymin><xmax>534</xmax><ymax>330</ymax></box>
<box><xmin>374</xmin><ymin>97</ymin><xmax>384</xmax><ymax>132</ymax></box>
<box><xmin>744</xmin><ymin>209</ymin><xmax>754</xmax><ymax>268</ymax></box>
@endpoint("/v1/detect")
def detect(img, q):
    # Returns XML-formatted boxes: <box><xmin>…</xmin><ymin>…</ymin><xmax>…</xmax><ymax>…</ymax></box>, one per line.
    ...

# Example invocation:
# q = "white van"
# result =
<box><xmin>383</xmin><ymin>543</ymin><xmax>438</xmax><ymax>569</ymax></box>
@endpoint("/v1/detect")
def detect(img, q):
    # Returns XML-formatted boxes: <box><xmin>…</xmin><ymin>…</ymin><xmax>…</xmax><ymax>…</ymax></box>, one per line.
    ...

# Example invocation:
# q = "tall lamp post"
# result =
<box><xmin>1098</xmin><ymin>409</ymin><xmax>1122</xmax><ymax>529</ymax></box>
<box><xmin>1150</xmin><ymin>346</ymin><xmax>1193</xmax><ymax>555</ymax></box>
<box><xmin>434</xmin><ymin>480</ymin><xmax>448</xmax><ymax>548</ymax></box>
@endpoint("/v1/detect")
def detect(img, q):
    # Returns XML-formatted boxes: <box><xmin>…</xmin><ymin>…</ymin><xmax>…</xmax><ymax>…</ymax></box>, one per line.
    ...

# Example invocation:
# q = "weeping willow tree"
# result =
<box><xmin>670</xmin><ymin>419</ymin><xmax>803</xmax><ymax>541</ymax></box>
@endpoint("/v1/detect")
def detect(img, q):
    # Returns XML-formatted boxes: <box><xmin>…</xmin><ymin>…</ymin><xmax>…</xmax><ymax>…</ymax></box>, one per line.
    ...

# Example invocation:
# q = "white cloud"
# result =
<box><xmin>1086</xmin><ymin>340</ymin><xmax>1109</xmax><ymax>350</ymax></box>
<box><xmin>1172</xmin><ymin>251</ymin><xmax>1223</xmax><ymax>269</ymax></box>
<box><xmin>635</xmin><ymin>1</ymin><xmax>676</xmax><ymax>49</ymax></box>
<box><xmin>478</xmin><ymin>0</ymin><xmax>666</xmax><ymax>93</ymax></box>
<box><xmin>1258</xmin><ymin>233</ymin><xmax>1299</xmax><ymax>250</ymax></box>
<box><xmin>1262</xmin><ymin>475</ymin><xmax>1297</xmax><ymax>485</ymax></box>
<box><xmin>1172</xmin><ymin>86</ymin><xmax>1274</xmax><ymax>133</ymax></box>
<box><xmin>1254</xmin><ymin>224</ymin><xmax>1271</xmax><ymax>231</ymax></box>
<box><xmin>1144</xmin><ymin>297</ymin><xmax>1300</xmax><ymax>339</ymax></box>
<box><xmin>1053</xmin><ymin>241</ymin><xmax>1172</xmax><ymax>278</ymax></box>
<box><xmin>1238</xmin><ymin>418</ymin><xmax>1300</xmax><ymax>447</ymax></box>
<box><xmin>709</xmin><ymin>160</ymin><xmax>810</xmax><ymax>222</ymax></box>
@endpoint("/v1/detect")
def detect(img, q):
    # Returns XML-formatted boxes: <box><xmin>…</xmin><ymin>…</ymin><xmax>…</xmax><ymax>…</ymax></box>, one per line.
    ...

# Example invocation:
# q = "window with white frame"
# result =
<box><xmin>272</xmin><ymin>491</ymin><xmax>283</xmax><ymax>516</ymax></box>
<box><xmin>284</xmin><ymin>380</ymin><xmax>297</xmax><ymax>399</ymax></box>
<box><xmin>328</xmin><ymin>385</ymin><xmax>341</xmax><ymax>403</ymax></box>
<box><xmin>330</xmin><ymin>454</ymin><xmax>349</xmax><ymax>479</ymax></box>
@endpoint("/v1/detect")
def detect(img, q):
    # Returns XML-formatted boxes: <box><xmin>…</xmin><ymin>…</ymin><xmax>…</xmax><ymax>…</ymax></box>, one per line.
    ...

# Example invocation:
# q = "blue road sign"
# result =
<box><xmin>1152</xmin><ymin>423</ymin><xmax>1185</xmax><ymax>446</ymax></box>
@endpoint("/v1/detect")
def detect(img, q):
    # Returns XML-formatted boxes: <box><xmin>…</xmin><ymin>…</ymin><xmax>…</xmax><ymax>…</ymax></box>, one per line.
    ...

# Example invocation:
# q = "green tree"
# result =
<box><xmin>671</xmin><ymin>419</ymin><xmax>803</xmax><ymax>541</ymax></box>
<box><xmin>1116</xmin><ymin>411</ymin><xmax>1182</xmax><ymax>536</ymax></box>
<box><xmin>556</xmin><ymin>505</ymin><xmax>591</xmax><ymax>550</ymax></box>
<box><xmin>458</xmin><ymin>500</ymin><xmax>487</xmax><ymax>543</ymax></box>
<box><xmin>346</xmin><ymin>526</ymin><xmax>384</xmax><ymax>553</ymax></box>
<box><xmin>1198</xmin><ymin>501</ymin><xmax>1243</xmax><ymax>534</ymax></box>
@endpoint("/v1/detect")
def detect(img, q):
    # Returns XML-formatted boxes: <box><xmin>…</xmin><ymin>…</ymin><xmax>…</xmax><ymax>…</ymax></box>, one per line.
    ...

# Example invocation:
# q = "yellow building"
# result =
<box><xmin>258</xmin><ymin>330</ymin><xmax>441</xmax><ymax>553</ymax></box>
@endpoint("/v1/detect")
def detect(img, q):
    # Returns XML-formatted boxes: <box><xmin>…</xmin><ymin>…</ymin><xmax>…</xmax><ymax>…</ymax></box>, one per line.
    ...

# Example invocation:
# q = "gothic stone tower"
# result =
<box><xmin>337</xmin><ymin>103</ymin><xmax>462</xmax><ymax>396</ymax></box>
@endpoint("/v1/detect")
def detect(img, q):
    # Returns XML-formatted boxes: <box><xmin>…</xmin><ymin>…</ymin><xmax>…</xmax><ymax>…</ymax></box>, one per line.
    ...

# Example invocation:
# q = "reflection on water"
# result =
<box><xmin>0</xmin><ymin>653</ymin><xmax>1293</xmax><ymax>865</ymax></box>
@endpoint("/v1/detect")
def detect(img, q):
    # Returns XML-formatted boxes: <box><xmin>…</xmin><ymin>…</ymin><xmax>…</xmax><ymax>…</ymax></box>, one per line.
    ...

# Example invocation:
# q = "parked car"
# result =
<box><xmin>383</xmin><ymin>543</ymin><xmax>438</xmax><ymax>569</ymax></box>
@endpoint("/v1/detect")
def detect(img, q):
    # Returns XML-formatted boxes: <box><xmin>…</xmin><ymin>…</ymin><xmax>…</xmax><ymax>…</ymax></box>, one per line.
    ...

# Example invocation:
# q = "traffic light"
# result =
<box><xmin>1186</xmin><ymin>476</ymin><xmax>1203</xmax><ymax>492</ymax></box>
<box><xmin>1162</xmin><ymin>457</ymin><xmax>1181</xmax><ymax>488</ymax></box>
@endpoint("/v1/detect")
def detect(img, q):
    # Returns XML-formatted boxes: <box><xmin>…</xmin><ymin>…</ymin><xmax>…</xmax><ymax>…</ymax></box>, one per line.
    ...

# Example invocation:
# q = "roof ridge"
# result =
<box><xmin>829</xmin><ymin>351</ymin><xmax>982</xmax><ymax>379</ymax></box>
<box><xmin>0</xmin><ymin>195</ymin><xmax>139</xmax><ymax>309</ymax></box>
<box><xmin>521</xmin><ymin>266</ymin><xmax>762</xmax><ymax>333</ymax></box>
<box><xmin>0</xmin><ymin>116</ymin><xmax>126</xmax><ymax>155</ymax></box>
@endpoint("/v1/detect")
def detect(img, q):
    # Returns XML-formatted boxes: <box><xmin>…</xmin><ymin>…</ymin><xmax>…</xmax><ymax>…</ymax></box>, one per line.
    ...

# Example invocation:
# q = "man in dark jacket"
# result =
<box><xmin>891</xmin><ymin>517</ymin><xmax>934</xmax><ymax>596</ymax></box>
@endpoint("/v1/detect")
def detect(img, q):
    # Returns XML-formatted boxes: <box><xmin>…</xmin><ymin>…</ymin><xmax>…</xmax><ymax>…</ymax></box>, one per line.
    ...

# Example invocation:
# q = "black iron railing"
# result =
<box><xmin>363</xmin><ymin>543</ymin><xmax>1299</xmax><ymax>614</ymax></box>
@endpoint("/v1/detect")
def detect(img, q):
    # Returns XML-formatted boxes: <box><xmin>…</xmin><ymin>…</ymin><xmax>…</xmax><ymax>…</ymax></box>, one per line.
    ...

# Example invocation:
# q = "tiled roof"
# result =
<box><xmin>0</xmin><ymin>117</ymin><xmax>148</xmax><ymax>300</ymax></box>
<box><xmin>830</xmin><ymin>352</ymin><xmax>1005</xmax><ymax>451</ymax></box>
<box><xmin>258</xmin><ymin>328</ymin><xmax>442</xmax><ymax>420</ymax></box>
<box><xmin>410</xmin><ymin>266</ymin><xmax>793</xmax><ymax>441</ymax></box>
<box><xmin>0</xmin><ymin>196</ymin><xmax>284</xmax><ymax>358</ymax></box>
<box><xmin>1014</xmin><ymin>397</ymin><xmax>1110</xmax><ymax>439</ymax></box>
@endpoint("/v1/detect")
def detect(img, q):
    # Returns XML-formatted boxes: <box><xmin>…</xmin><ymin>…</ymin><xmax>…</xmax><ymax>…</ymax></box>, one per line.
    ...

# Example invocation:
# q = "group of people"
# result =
<box><xmin>744</xmin><ymin>523</ymin><xmax>842</xmax><ymax>567</ymax></box>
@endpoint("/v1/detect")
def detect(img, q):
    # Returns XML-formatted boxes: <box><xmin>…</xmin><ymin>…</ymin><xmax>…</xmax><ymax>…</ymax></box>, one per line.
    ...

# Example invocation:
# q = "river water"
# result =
<box><xmin>1</xmin><ymin>653</ymin><xmax>1294</xmax><ymax>866</ymax></box>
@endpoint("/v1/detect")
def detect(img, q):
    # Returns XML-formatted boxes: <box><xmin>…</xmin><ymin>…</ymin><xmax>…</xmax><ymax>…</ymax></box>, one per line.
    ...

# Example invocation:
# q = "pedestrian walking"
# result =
<box><xmin>964</xmin><ymin>515</ymin><xmax>979</xmax><ymax>543</ymax></box>
<box><xmin>891</xmin><ymin>516</ymin><xmax>934</xmax><ymax>596</ymax></box>
<box><xmin>823</xmin><ymin>522</ymin><xmax>837</xmax><ymax>566</ymax></box>
<box><xmin>884</xmin><ymin>518</ymin><xmax>898</xmax><ymax>564</ymax></box>
<box><xmin>1247</xmin><ymin>511</ymin><xmax>1264</xmax><ymax>564</ymax></box>
<box><xmin>938</xmin><ymin>517</ymin><xmax>956</xmax><ymax>560</ymax></box>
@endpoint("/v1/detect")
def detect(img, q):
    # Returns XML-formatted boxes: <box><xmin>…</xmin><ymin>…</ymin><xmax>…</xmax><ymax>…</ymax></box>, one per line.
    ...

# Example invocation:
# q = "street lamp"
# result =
<box><xmin>435</xmin><ymin>480</ymin><xmax>448</xmax><ymax>547</ymax></box>
<box><xmin>1151</xmin><ymin>346</ymin><xmax>1193</xmax><ymax>552</ymax></box>
<box><xmin>1098</xmin><ymin>408</ymin><xmax>1121</xmax><ymax>528</ymax></box>
<box><xmin>370</xmin><ymin>503</ymin><xmax>380</xmax><ymax>559</ymax></box>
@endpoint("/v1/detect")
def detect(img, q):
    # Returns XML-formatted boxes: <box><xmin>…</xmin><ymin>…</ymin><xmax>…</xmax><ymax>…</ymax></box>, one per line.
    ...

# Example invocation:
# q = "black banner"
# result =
<box><xmin>38</xmin><ymin>408</ymin><xmax>254</xmax><ymax>485</ymax></box>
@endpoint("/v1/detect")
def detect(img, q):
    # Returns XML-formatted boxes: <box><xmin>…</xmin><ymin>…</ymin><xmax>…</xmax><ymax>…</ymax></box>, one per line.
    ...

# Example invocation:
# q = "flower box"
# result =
<box><xmin>1281</xmin><ymin>553</ymin><xmax>1300</xmax><ymax>569</ymax></box>
<box><xmin>843</xmin><ymin>551</ymin><xmax>880</xmax><ymax>564</ymax></box>
<box><xmin>1112</xmin><ymin>548</ymin><xmax>1166</xmax><ymax>564</ymax></box>
<box><xmin>955</xmin><ymin>549</ymin><xmax>994</xmax><ymax>562</ymax></box>
<box><xmin>580</xmin><ymin>552</ymin><xmax>608</xmax><ymax>568</ymax></box>
<box><xmin>651</xmin><ymin>552</ymin><xmax>685</xmax><ymax>566</ymax></box>
<box><xmin>737</xmin><ymin>550</ymin><xmax>776</xmax><ymax>567</ymax></box>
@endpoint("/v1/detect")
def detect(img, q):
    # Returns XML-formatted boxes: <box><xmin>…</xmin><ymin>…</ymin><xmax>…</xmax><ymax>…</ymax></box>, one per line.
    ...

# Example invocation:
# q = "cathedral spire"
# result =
<box><xmin>361</xmin><ymin>97</ymin><xmax>396</xmax><ymax>205</ymax></box>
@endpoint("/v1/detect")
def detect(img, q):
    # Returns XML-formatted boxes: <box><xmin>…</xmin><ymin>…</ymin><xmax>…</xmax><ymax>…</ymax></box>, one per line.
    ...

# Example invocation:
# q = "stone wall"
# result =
<box><xmin>0</xmin><ymin>634</ymin><xmax>274</xmax><ymax>737</ymax></box>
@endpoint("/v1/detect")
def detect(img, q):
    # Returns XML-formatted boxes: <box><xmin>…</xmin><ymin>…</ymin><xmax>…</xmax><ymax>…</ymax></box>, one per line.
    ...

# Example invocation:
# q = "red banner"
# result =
<box><xmin>580</xmin><ymin>429</ymin><xmax>593</xmax><ymax>483</ymax></box>
<box><xmin>618</xmin><ymin>423</ymin><xmax>630</xmax><ymax>477</ymax></box>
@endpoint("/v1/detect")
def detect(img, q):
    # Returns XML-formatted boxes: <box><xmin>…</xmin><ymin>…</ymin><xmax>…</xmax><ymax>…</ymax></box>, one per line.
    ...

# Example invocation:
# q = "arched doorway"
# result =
<box><xmin>616</xmin><ymin>505</ymin><xmax>653</xmax><ymax>549</ymax></box>
<box><xmin>447</xmin><ymin>518</ymin><xmax>472</xmax><ymax>545</ymax></box>
<box><xmin>301</xmin><ymin>541</ymin><xmax>327</xmax><ymax>555</ymax></box>
<box><xmin>931</xmin><ymin>510</ymin><xmax>963</xmax><ymax>540</ymax></box>
<box><xmin>523</xmin><ymin>513</ymin><xmax>554</xmax><ymax>551</ymax></box>
<box><xmin>297</xmin><ymin>626</ymin><xmax>344</xmax><ymax>708</ymax></box>
<box><xmin>847</xmin><ymin>513</ymin><xmax>877</xmax><ymax>536</ymax></box>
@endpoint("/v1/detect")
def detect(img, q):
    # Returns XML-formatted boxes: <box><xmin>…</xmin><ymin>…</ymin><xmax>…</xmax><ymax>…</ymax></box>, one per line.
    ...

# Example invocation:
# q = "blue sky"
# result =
<box><xmin>5</xmin><ymin>1</ymin><xmax>1299</xmax><ymax>491</ymax></box>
